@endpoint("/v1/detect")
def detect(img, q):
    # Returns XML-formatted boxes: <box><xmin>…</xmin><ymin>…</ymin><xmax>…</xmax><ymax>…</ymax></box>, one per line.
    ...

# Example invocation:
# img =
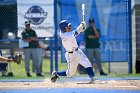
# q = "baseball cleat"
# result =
<box><xmin>89</xmin><ymin>80</ymin><xmax>95</xmax><ymax>84</ymax></box>
<box><xmin>89</xmin><ymin>77</ymin><xmax>97</xmax><ymax>84</ymax></box>
<box><xmin>100</xmin><ymin>71</ymin><xmax>107</xmax><ymax>76</ymax></box>
<box><xmin>51</xmin><ymin>71</ymin><xmax>58</xmax><ymax>82</ymax></box>
<box><xmin>89</xmin><ymin>79</ymin><xmax>95</xmax><ymax>84</ymax></box>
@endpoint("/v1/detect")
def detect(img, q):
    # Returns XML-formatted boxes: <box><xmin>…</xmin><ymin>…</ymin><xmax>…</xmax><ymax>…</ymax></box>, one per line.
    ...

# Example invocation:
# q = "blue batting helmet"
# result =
<box><xmin>59</xmin><ymin>20</ymin><xmax>71</xmax><ymax>32</ymax></box>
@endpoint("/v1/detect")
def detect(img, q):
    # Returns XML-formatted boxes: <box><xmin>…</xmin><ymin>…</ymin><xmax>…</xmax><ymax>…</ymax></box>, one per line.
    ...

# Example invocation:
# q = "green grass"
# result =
<box><xmin>0</xmin><ymin>58</ymin><xmax>67</xmax><ymax>79</ymax></box>
<box><xmin>0</xmin><ymin>59</ymin><xmax>140</xmax><ymax>79</ymax></box>
<box><xmin>106</xmin><ymin>73</ymin><xmax>140</xmax><ymax>78</ymax></box>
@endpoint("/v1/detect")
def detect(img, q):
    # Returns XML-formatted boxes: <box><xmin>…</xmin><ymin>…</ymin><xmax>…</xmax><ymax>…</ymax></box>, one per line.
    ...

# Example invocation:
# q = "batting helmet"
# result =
<box><xmin>59</xmin><ymin>20</ymin><xmax>71</xmax><ymax>32</ymax></box>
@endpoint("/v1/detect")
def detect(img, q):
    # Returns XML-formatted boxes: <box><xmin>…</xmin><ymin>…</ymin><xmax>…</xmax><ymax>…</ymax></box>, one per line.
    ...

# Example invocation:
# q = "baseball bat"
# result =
<box><xmin>82</xmin><ymin>4</ymin><xmax>85</xmax><ymax>22</ymax></box>
<box><xmin>82</xmin><ymin>4</ymin><xmax>85</xmax><ymax>29</ymax></box>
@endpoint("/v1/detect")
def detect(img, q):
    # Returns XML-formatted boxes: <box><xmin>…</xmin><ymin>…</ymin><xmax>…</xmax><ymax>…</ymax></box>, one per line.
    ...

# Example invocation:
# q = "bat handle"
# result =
<box><xmin>82</xmin><ymin>4</ymin><xmax>85</xmax><ymax>22</ymax></box>
<box><xmin>82</xmin><ymin>4</ymin><xmax>85</xmax><ymax>29</ymax></box>
<box><xmin>82</xmin><ymin>13</ymin><xmax>85</xmax><ymax>29</ymax></box>
<box><xmin>83</xmin><ymin>15</ymin><xmax>85</xmax><ymax>22</ymax></box>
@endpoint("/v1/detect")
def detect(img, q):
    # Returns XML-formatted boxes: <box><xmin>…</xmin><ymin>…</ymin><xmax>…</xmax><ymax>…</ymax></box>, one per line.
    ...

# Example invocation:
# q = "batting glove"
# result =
<box><xmin>76</xmin><ymin>21</ymin><xmax>86</xmax><ymax>33</ymax></box>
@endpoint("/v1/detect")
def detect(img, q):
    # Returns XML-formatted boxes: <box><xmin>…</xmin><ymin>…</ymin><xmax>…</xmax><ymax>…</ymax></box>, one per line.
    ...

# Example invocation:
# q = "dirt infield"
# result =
<box><xmin>0</xmin><ymin>79</ymin><xmax>140</xmax><ymax>90</ymax></box>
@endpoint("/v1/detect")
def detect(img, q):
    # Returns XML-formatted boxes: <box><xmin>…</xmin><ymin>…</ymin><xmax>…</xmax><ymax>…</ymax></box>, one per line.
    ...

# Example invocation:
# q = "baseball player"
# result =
<box><xmin>51</xmin><ymin>20</ymin><xmax>96</xmax><ymax>83</ymax></box>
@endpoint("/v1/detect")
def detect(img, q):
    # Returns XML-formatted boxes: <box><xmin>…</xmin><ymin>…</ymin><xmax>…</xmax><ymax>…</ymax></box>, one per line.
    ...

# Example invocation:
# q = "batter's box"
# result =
<box><xmin>77</xmin><ymin>80</ymin><xmax>108</xmax><ymax>84</ymax></box>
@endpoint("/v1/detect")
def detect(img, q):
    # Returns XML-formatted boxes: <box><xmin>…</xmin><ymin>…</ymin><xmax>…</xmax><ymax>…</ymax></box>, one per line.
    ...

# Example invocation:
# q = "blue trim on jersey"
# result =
<box><xmin>72</xmin><ymin>30</ymin><xmax>79</xmax><ymax>37</ymax></box>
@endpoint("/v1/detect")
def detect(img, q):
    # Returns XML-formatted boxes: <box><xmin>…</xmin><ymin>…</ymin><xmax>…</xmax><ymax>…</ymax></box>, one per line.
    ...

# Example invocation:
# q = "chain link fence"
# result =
<box><xmin>0</xmin><ymin>0</ymin><xmax>135</xmax><ymax>79</ymax></box>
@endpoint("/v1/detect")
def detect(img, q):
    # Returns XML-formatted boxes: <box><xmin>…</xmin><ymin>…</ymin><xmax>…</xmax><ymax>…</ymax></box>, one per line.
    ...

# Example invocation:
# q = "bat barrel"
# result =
<box><xmin>82</xmin><ymin>4</ymin><xmax>85</xmax><ymax>11</ymax></box>
<box><xmin>82</xmin><ymin>4</ymin><xmax>85</xmax><ymax>21</ymax></box>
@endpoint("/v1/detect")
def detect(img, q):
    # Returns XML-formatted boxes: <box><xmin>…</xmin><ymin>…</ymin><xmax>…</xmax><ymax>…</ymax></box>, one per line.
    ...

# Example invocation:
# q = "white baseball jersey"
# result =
<box><xmin>59</xmin><ymin>22</ymin><xmax>85</xmax><ymax>51</ymax></box>
<box><xmin>60</xmin><ymin>30</ymin><xmax>78</xmax><ymax>52</ymax></box>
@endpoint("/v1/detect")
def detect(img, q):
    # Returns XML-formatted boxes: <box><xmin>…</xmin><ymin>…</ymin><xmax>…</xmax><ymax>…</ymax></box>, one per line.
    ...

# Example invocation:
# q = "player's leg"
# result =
<box><xmin>87</xmin><ymin>49</ymin><xmax>94</xmax><ymax>65</ymax></box>
<box><xmin>32</xmin><ymin>48</ymin><xmax>43</xmax><ymax>76</ymax></box>
<box><xmin>55</xmin><ymin>60</ymin><xmax>78</xmax><ymax>77</ymax></box>
<box><xmin>51</xmin><ymin>52</ymin><xmax>78</xmax><ymax>82</ymax></box>
<box><xmin>0</xmin><ymin>63</ymin><xmax>8</xmax><ymax>76</ymax></box>
<box><xmin>87</xmin><ymin>49</ymin><xmax>98</xmax><ymax>73</ymax></box>
<box><xmin>56</xmin><ymin>52</ymin><xmax>78</xmax><ymax>77</ymax></box>
<box><xmin>76</xmin><ymin>49</ymin><xmax>96</xmax><ymax>83</ymax></box>
<box><xmin>23</xmin><ymin>49</ymin><xmax>32</xmax><ymax>77</ymax></box>
<box><xmin>94</xmin><ymin>48</ymin><xmax>107</xmax><ymax>75</ymax></box>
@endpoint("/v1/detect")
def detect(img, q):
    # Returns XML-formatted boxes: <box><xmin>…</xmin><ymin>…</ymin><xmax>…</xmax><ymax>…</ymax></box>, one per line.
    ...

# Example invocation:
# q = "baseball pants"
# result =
<box><xmin>65</xmin><ymin>48</ymin><xmax>92</xmax><ymax>77</ymax></box>
<box><xmin>87</xmin><ymin>48</ymin><xmax>103</xmax><ymax>72</ymax></box>
<box><xmin>23</xmin><ymin>48</ymin><xmax>42</xmax><ymax>74</ymax></box>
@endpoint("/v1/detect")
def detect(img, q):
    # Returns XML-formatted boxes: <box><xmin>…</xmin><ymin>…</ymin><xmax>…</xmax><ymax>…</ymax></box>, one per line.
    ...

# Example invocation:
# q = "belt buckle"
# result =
<box><xmin>68</xmin><ymin>51</ymin><xmax>73</xmax><ymax>53</ymax></box>
<box><xmin>68</xmin><ymin>48</ymin><xmax>78</xmax><ymax>53</ymax></box>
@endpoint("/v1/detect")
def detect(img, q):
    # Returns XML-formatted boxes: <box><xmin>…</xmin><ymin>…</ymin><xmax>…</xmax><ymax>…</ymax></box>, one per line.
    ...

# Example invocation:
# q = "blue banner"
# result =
<box><xmin>60</xmin><ymin>0</ymin><xmax>129</xmax><ymax>62</ymax></box>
